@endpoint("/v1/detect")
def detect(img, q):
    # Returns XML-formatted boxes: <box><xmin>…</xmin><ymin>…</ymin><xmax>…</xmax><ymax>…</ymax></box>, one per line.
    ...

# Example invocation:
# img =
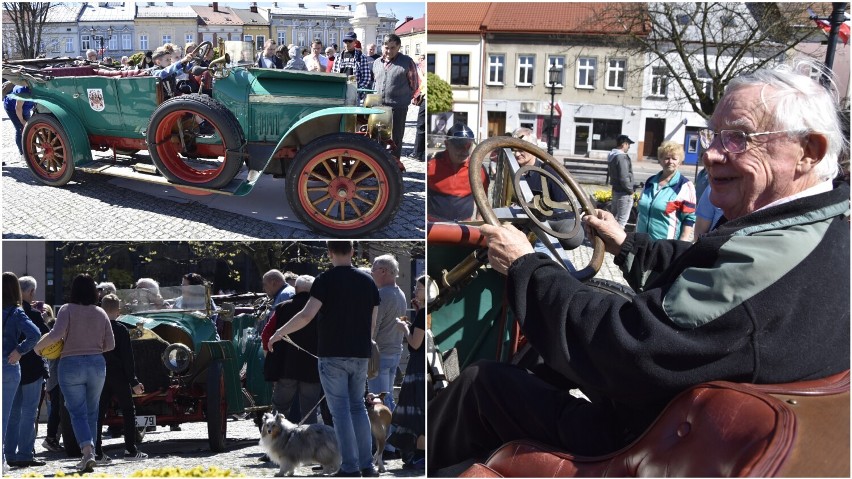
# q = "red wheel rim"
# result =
<box><xmin>153</xmin><ymin>110</ymin><xmax>228</xmax><ymax>184</ymax></box>
<box><xmin>297</xmin><ymin>148</ymin><xmax>391</xmax><ymax>231</ymax></box>
<box><xmin>25</xmin><ymin>121</ymin><xmax>68</xmax><ymax>181</ymax></box>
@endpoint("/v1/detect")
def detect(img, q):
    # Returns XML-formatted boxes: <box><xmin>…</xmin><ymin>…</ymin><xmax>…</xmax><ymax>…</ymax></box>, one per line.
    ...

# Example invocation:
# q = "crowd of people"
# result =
<box><xmin>2</xmin><ymin>242</ymin><xmax>426</xmax><ymax>475</ymax></box>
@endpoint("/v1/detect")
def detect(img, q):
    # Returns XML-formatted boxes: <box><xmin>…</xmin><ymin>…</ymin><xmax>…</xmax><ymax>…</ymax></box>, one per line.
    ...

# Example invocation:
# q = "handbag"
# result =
<box><xmin>367</xmin><ymin>340</ymin><xmax>380</xmax><ymax>380</ymax></box>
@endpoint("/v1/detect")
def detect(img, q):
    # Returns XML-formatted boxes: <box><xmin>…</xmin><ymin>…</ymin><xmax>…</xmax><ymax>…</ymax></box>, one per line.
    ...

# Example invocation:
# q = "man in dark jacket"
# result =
<box><xmin>261</xmin><ymin>275</ymin><xmax>322</xmax><ymax>424</ymax></box>
<box><xmin>5</xmin><ymin>276</ymin><xmax>49</xmax><ymax>467</ymax></box>
<box><xmin>256</xmin><ymin>39</ymin><xmax>283</xmax><ymax>69</ymax></box>
<box><xmin>428</xmin><ymin>62</ymin><xmax>850</xmax><ymax>471</ymax></box>
<box><xmin>607</xmin><ymin>134</ymin><xmax>635</xmax><ymax>228</ymax></box>
<box><xmin>94</xmin><ymin>295</ymin><xmax>147</xmax><ymax>463</ymax></box>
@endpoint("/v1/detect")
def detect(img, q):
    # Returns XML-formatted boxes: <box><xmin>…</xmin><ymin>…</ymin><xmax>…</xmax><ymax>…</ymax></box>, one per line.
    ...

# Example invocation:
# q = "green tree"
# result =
<box><xmin>3</xmin><ymin>2</ymin><xmax>53</xmax><ymax>60</ymax></box>
<box><xmin>427</xmin><ymin>72</ymin><xmax>454</xmax><ymax>114</ymax></box>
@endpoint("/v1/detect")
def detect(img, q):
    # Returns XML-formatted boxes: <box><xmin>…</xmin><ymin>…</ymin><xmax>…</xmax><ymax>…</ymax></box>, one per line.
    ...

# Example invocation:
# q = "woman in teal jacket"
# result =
<box><xmin>636</xmin><ymin>141</ymin><xmax>696</xmax><ymax>241</ymax></box>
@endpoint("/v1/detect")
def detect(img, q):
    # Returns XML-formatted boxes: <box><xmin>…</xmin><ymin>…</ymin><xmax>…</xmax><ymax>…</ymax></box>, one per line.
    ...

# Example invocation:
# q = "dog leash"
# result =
<box><xmin>278</xmin><ymin>335</ymin><xmax>325</xmax><ymax>426</ymax></box>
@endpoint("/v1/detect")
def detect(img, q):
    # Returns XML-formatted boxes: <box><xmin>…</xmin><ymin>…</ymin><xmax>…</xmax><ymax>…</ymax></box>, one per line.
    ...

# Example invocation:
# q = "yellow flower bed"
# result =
<box><xmin>20</xmin><ymin>466</ymin><xmax>243</xmax><ymax>478</ymax></box>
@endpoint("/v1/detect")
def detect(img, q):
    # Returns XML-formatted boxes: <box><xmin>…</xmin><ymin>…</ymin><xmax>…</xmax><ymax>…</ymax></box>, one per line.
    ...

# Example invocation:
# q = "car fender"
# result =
<box><xmin>232</xmin><ymin>106</ymin><xmax>385</xmax><ymax>196</ymax></box>
<box><xmin>198</xmin><ymin>340</ymin><xmax>243</xmax><ymax>415</ymax></box>
<box><xmin>10</xmin><ymin>94</ymin><xmax>93</xmax><ymax>165</ymax></box>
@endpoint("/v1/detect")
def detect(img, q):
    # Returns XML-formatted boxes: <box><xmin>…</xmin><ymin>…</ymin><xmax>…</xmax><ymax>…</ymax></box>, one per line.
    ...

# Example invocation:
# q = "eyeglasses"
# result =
<box><xmin>343</xmin><ymin>39</ymin><xmax>354</xmax><ymax>43</ymax></box>
<box><xmin>698</xmin><ymin>128</ymin><xmax>799</xmax><ymax>154</ymax></box>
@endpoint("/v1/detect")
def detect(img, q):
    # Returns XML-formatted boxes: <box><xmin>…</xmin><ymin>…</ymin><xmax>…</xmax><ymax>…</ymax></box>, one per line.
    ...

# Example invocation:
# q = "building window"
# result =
<box><xmin>328</xmin><ymin>32</ymin><xmax>337</xmax><ymax>46</ymax></box>
<box><xmin>450</xmin><ymin>53</ymin><xmax>469</xmax><ymax>85</ymax></box>
<box><xmin>108</xmin><ymin>36</ymin><xmax>117</xmax><ymax>51</ymax></box>
<box><xmin>184</xmin><ymin>33</ymin><xmax>193</xmax><ymax>46</ymax></box>
<box><xmin>517</xmin><ymin>55</ymin><xmax>534</xmax><ymax>86</ymax></box>
<box><xmin>698</xmin><ymin>69</ymin><xmax>714</xmax><ymax>98</ymax></box>
<box><xmin>606</xmin><ymin>59</ymin><xmax>626</xmax><ymax>90</ymax></box>
<box><xmin>50</xmin><ymin>39</ymin><xmax>60</xmax><ymax>53</ymax></box>
<box><xmin>81</xmin><ymin>35</ymin><xmax>90</xmax><ymax>50</ymax></box>
<box><xmin>487</xmin><ymin>54</ymin><xmax>505</xmax><ymax>85</ymax></box>
<box><xmin>296</xmin><ymin>31</ymin><xmax>306</xmax><ymax>47</ymax></box>
<box><xmin>162</xmin><ymin>35</ymin><xmax>171</xmax><ymax>45</ymax></box>
<box><xmin>122</xmin><ymin>33</ymin><xmax>131</xmax><ymax>50</ymax></box>
<box><xmin>65</xmin><ymin>37</ymin><xmax>74</xmax><ymax>53</ymax></box>
<box><xmin>244</xmin><ymin>35</ymin><xmax>253</xmax><ymax>43</ymax></box>
<box><xmin>139</xmin><ymin>35</ymin><xmax>148</xmax><ymax>50</ymax></box>
<box><xmin>256</xmin><ymin>35</ymin><xmax>265</xmax><ymax>50</ymax></box>
<box><xmin>650</xmin><ymin>66</ymin><xmax>669</xmax><ymax>97</ymax></box>
<box><xmin>415</xmin><ymin>43</ymin><xmax>421</xmax><ymax>55</ymax></box>
<box><xmin>591</xmin><ymin>118</ymin><xmax>623</xmax><ymax>150</ymax></box>
<box><xmin>427</xmin><ymin>53</ymin><xmax>435</xmax><ymax>73</ymax></box>
<box><xmin>546</xmin><ymin>55</ymin><xmax>565</xmax><ymax>87</ymax></box>
<box><xmin>576</xmin><ymin>57</ymin><xmax>596</xmax><ymax>88</ymax></box>
<box><xmin>278</xmin><ymin>32</ymin><xmax>287</xmax><ymax>45</ymax></box>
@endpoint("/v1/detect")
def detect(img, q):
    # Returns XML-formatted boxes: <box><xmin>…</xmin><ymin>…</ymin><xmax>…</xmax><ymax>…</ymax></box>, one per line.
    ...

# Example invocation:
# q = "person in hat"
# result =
<box><xmin>607</xmin><ymin>134</ymin><xmax>636</xmax><ymax>228</ymax></box>
<box><xmin>137</xmin><ymin>51</ymin><xmax>155</xmax><ymax>70</ymax></box>
<box><xmin>333</xmin><ymin>32</ymin><xmax>372</xmax><ymax>95</ymax></box>
<box><xmin>427</xmin><ymin>123</ymin><xmax>489</xmax><ymax>222</ymax></box>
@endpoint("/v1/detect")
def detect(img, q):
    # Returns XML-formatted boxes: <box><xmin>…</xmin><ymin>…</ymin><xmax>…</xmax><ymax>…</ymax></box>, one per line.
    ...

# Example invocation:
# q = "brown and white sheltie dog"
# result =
<box><xmin>258</xmin><ymin>411</ymin><xmax>342</xmax><ymax>477</ymax></box>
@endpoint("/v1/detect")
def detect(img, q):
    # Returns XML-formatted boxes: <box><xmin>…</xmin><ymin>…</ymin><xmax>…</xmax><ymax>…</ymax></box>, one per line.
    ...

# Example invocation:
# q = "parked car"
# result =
<box><xmin>58</xmin><ymin>284</ymin><xmax>269</xmax><ymax>455</ymax></box>
<box><xmin>2</xmin><ymin>41</ymin><xmax>403</xmax><ymax>236</ymax></box>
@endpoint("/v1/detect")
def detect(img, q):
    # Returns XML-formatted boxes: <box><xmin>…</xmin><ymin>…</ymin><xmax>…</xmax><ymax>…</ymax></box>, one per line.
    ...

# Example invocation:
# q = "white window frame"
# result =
<box><xmin>546</xmin><ymin>55</ymin><xmax>565</xmax><ymax>87</ymax></box>
<box><xmin>256</xmin><ymin>35</ymin><xmax>265</xmax><ymax>51</ymax></box>
<box><xmin>576</xmin><ymin>57</ymin><xmax>596</xmax><ymax>89</ymax></box>
<box><xmin>65</xmin><ymin>37</ymin><xmax>74</xmax><ymax>53</ymax></box>
<box><xmin>650</xmin><ymin>66</ymin><xmax>668</xmax><ymax>98</ymax></box>
<box><xmin>606</xmin><ymin>58</ymin><xmax>626</xmax><ymax>90</ymax></box>
<box><xmin>296</xmin><ymin>31</ymin><xmax>306</xmax><ymax>47</ymax></box>
<box><xmin>487</xmin><ymin>53</ymin><xmax>505</xmax><ymax>85</ymax></box>
<box><xmin>139</xmin><ymin>35</ymin><xmax>148</xmax><ymax>51</ymax></box>
<box><xmin>81</xmin><ymin>34</ymin><xmax>91</xmax><ymax>50</ymax></box>
<box><xmin>244</xmin><ymin>34</ymin><xmax>253</xmax><ymax>43</ymax></box>
<box><xmin>278</xmin><ymin>31</ymin><xmax>287</xmax><ymax>46</ymax></box>
<box><xmin>108</xmin><ymin>35</ymin><xmax>118</xmax><ymax>51</ymax></box>
<box><xmin>122</xmin><ymin>33</ymin><xmax>131</xmax><ymax>50</ymax></box>
<box><xmin>415</xmin><ymin>43</ymin><xmax>421</xmax><ymax>55</ymax></box>
<box><xmin>328</xmin><ymin>32</ymin><xmax>337</xmax><ymax>46</ymax></box>
<box><xmin>698</xmin><ymin>69</ymin><xmax>715</xmax><ymax>98</ymax></box>
<box><xmin>162</xmin><ymin>34</ymin><xmax>172</xmax><ymax>45</ymax></box>
<box><xmin>185</xmin><ymin>33</ymin><xmax>194</xmax><ymax>46</ymax></box>
<box><xmin>516</xmin><ymin>54</ymin><xmax>535</xmax><ymax>86</ymax></box>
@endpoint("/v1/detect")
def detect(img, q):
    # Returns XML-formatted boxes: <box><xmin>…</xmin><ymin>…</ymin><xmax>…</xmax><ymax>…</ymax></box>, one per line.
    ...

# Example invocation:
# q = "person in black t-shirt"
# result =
<box><xmin>269</xmin><ymin>241</ymin><xmax>381</xmax><ymax>477</ymax></box>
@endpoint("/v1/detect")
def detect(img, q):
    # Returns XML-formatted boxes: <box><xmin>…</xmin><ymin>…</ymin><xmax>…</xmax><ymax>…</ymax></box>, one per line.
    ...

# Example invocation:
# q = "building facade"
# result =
<box><xmin>396</xmin><ymin>15</ymin><xmax>426</xmax><ymax>58</ymax></box>
<box><xmin>136</xmin><ymin>3</ymin><xmax>198</xmax><ymax>54</ymax></box>
<box><xmin>78</xmin><ymin>2</ymin><xmax>136</xmax><ymax>60</ymax></box>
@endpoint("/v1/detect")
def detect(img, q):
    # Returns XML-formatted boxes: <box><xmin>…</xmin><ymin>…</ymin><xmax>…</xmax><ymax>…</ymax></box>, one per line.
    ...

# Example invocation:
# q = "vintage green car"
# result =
<box><xmin>58</xmin><ymin>284</ymin><xmax>271</xmax><ymax>455</ymax></box>
<box><xmin>2</xmin><ymin>41</ymin><xmax>403</xmax><ymax>236</ymax></box>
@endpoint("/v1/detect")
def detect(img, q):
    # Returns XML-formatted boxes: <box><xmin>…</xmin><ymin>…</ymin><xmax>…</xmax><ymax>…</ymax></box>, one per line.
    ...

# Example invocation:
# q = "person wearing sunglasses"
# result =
<box><xmin>429</xmin><ymin>60</ymin><xmax>848</xmax><ymax>471</ymax></box>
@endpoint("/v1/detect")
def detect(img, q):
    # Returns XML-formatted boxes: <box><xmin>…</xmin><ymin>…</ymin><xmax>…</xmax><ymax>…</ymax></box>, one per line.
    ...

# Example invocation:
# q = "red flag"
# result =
<box><xmin>809</xmin><ymin>7</ymin><xmax>850</xmax><ymax>45</ymax></box>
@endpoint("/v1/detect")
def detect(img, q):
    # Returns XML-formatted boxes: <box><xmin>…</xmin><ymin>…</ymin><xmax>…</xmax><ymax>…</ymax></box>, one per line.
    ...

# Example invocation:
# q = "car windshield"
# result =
<box><xmin>115</xmin><ymin>285</ymin><xmax>210</xmax><ymax>314</ymax></box>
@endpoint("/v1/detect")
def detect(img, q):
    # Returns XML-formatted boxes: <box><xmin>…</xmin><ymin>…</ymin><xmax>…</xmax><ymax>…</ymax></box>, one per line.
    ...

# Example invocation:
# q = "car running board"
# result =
<box><xmin>77</xmin><ymin>158</ymin><xmax>244</xmax><ymax>195</ymax></box>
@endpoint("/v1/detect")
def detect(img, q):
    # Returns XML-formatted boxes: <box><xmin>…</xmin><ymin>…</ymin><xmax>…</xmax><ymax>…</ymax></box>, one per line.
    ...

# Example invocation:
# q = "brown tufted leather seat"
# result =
<box><xmin>460</xmin><ymin>371</ymin><xmax>849</xmax><ymax>477</ymax></box>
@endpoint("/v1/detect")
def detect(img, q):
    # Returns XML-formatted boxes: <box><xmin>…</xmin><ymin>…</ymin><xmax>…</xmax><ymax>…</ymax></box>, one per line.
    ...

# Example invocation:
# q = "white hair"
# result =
<box><xmin>294</xmin><ymin>275</ymin><xmax>315</xmax><ymax>293</ymax></box>
<box><xmin>135</xmin><ymin>277</ymin><xmax>160</xmax><ymax>294</ymax></box>
<box><xmin>18</xmin><ymin>276</ymin><xmax>36</xmax><ymax>294</ymax></box>
<box><xmin>372</xmin><ymin>254</ymin><xmax>399</xmax><ymax>276</ymax></box>
<box><xmin>263</xmin><ymin>269</ymin><xmax>285</xmax><ymax>284</ymax></box>
<box><xmin>726</xmin><ymin>59</ymin><xmax>845</xmax><ymax>181</ymax></box>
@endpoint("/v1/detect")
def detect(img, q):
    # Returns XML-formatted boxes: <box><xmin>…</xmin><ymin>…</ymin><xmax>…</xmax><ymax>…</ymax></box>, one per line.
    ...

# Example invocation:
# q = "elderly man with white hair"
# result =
<box><xmin>428</xmin><ymin>60</ymin><xmax>850</xmax><ymax>471</ymax></box>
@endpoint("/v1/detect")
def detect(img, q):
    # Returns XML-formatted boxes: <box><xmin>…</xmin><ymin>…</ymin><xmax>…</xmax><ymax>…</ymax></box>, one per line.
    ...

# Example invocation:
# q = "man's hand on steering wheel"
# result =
<box><xmin>479</xmin><ymin>223</ymin><xmax>534</xmax><ymax>275</ymax></box>
<box><xmin>582</xmin><ymin>209</ymin><xmax>627</xmax><ymax>256</ymax></box>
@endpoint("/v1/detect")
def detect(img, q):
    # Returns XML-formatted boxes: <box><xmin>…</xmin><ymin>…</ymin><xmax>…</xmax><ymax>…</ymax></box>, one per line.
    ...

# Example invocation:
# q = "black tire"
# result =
<box><xmin>285</xmin><ymin>133</ymin><xmax>403</xmax><ymax>237</ymax></box>
<box><xmin>22</xmin><ymin>114</ymin><xmax>75</xmax><ymax>186</ymax></box>
<box><xmin>146</xmin><ymin>93</ymin><xmax>245</xmax><ymax>189</ymax></box>
<box><xmin>59</xmin><ymin>402</ymin><xmax>81</xmax><ymax>457</ymax></box>
<box><xmin>206</xmin><ymin>359</ymin><xmax>227</xmax><ymax>452</ymax></box>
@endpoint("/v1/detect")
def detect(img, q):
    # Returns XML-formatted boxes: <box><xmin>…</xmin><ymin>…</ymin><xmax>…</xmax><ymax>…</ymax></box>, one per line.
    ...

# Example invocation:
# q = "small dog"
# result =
<box><xmin>365</xmin><ymin>392</ymin><xmax>393</xmax><ymax>473</ymax></box>
<box><xmin>258</xmin><ymin>411</ymin><xmax>342</xmax><ymax>477</ymax></box>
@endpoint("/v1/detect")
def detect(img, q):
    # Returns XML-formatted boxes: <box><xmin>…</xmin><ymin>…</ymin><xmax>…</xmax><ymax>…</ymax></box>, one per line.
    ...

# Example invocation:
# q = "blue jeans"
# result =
<box><xmin>4</xmin><ymin>378</ymin><xmax>44</xmax><ymax>461</ymax></box>
<box><xmin>2</xmin><ymin>363</ymin><xmax>21</xmax><ymax>465</ymax></box>
<box><xmin>367</xmin><ymin>353</ymin><xmax>400</xmax><ymax>412</ymax></box>
<box><xmin>318</xmin><ymin>357</ymin><xmax>372</xmax><ymax>472</ymax></box>
<box><xmin>4</xmin><ymin>106</ymin><xmax>25</xmax><ymax>155</ymax></box>
<box><xmin>58</xmin><ymin>355</ymin><xmax>106</xmax><ymax>450</ymax></box>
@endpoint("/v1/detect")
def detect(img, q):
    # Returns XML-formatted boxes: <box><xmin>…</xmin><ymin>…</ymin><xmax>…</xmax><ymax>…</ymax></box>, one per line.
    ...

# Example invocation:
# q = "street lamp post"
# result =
<box><xmin>91</xmin><ymin>26</ymin><xmax>114</xmax><ymax>62</ymax></box>
<box><xmin>547</xmin><ymin>65</ymin><xmax>562</xmax><ymax>155</ymax></box>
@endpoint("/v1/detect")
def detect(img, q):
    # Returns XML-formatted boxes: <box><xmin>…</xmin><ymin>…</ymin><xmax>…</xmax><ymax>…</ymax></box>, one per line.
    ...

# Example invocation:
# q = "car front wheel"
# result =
<box><xmin>22</xmin><ymin>114</ymin><xmax>75</xmax><ymax>186</ymax></box>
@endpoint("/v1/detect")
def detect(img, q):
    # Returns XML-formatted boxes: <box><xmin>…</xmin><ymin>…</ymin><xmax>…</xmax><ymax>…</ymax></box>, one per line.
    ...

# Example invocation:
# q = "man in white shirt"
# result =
<box><xmin>303</xmin><ymin>40</ymin><xmax>328</xmax><ymax>72</ymax></box>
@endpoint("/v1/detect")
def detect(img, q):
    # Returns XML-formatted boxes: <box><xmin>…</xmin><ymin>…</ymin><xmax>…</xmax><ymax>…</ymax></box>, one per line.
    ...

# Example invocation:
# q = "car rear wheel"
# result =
<box><xmin>147</xmin><ymin>93</ymin><xmax>245</xmax><ymax>189</ymax></box>
<box><xmin>285</xmin><ymin>133</ymin><xmax>402</xmax><ymax>237</ymax></box>
<box><xmin>22</xmin><ymin>114</ymin><xmax>75</xmax><ymax>186</ymax></box>
<box><xmin>206</xmin><ymin>359</ymin><xmax>227</xmax><ymax>452</ymax></box>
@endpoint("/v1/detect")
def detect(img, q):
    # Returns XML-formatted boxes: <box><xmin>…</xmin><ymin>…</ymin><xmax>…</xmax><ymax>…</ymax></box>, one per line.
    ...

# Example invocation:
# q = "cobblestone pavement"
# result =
<box><xmin>1</xmin><ymin>106</ymin><xmax>425</xmax><ymax>240</ymax></box>
<box><xmin>4</xmin><ymin>417</ymin><xmax>423</xmax><ymax>478</ymax></box>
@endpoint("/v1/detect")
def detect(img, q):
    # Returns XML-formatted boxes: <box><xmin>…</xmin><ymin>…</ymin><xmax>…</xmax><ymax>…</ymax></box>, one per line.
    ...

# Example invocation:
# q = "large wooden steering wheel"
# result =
<box><xmin>469</xmin><ymin>136</ymin><xmax>605</xmax><ymax>281</ymax></box>
<box><xmin>192</xmin><ymin>41</ymin><xmax>213</xmax><ymax>64</ymax></box>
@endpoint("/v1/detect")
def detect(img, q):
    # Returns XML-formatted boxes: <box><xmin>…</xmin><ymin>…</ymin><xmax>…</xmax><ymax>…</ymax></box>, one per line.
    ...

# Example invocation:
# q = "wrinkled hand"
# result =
<box><xmin>582</xmin><ymin>209</ymin><xmax>627</xmax><ymax>256</ymax></box>
<box><xmin>132</xmin><ymin>384</ymin><xmax>144</xmax><ymax>395</ymax></box>
<box><xmin>479</xmin><ymin>223</ymin><xmax>534</xmax><ymax>275</ymax></box>
<box><xmin>7</xmin><ymin>350</ymin><xmax>21</xmax><ymax>365</ymax></box>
